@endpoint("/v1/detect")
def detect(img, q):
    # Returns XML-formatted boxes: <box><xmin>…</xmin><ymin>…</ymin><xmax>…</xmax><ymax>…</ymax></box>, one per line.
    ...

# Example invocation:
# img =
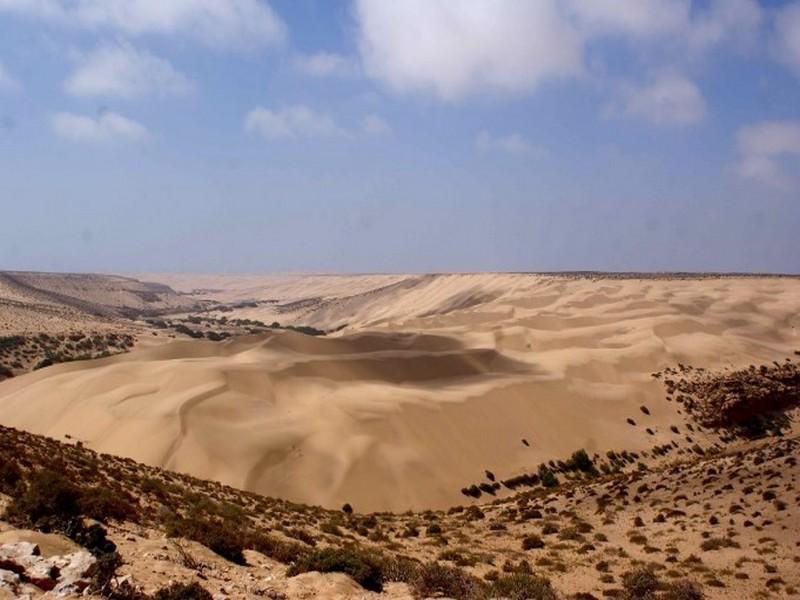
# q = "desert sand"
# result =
<box><xmin>1</xmin><ymin>273</ymin><xmax>798</xmax><ymax>513</ymax></box>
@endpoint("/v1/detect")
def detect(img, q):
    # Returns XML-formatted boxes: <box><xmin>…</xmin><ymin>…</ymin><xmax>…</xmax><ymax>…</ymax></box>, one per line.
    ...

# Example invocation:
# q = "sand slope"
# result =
<box><xmin>0</xmin><ymin>274</ymin><xmax>798</xmax><ymax>511</ymax></box>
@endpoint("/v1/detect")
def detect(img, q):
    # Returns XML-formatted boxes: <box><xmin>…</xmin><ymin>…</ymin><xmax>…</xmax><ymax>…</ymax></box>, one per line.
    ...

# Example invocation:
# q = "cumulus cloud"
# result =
<box><xmin>475</xmin><ymin>131</ymin><xmax>542</xmax><ymax>156</ymax></box>
<box><xmin>736</xmin><ymin>120</ymin><xmax>800</xmax><ymax>189</ymax></box>
<box><xmin>353</xmin><ymin>0</ymin><xmax>765</xmax><ymax>102</ymax></box>
<box><xmin>0</xmin><ymin>60</ymin><xmax>19</xmax><ymax>90</ymax></box>
<box><xmin>244</xmin><ymin>105</ymin><xmax>346</xmax><ymax>140</ymax></box>
<box><xmin>362</xmin><ymin>114</ymin><xmax>391</xmax><ymax>136</ymax></box>
<box><xmin>66</xmin><ymin>42</ymin><xmax>192</xmax><ymax>98</ymax></box>
<box><xmin>0</xmin><ymin>0</ymin><xmax>286</xmax><ymax>49</ymax></box>
<box><xmin>51</xmin><ymin>110</ymin><xmax>149</xmax><ymax>142</ymax></box>
<box><xmin>293</xmin><ymin>52</ymin><xmax>358</xmax><ymax>78</ymax></box>
<box><xmin>618</xmin><ymin>72</ymin><xmax>706</xmax><ymax>126</ymax></box>
<box><xmin>355</xmin><ymin>0</ymin><xmax>583</xmax><ymax>101</ymax></box>
<box><xmin>773</xmin><ymin>2</ymin><xmax>800</xmax><ymax>76</ymax></box>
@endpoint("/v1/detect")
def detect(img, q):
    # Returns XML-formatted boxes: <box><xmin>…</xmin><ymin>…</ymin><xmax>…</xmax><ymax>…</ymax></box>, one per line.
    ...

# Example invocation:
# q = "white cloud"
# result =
<box><xmin>293</xmin><ymin>52</ymin><xmax>358</xmax><ymax>78</ymax></box>
<box><xmin>0</xmin><ymin>0</ymin><xmax>286</xmax><ymax>49</ymax></box>
<box><xmin>245</xmin><ymin>105</ymin><xmax>346</xmax><ymax>140</ymax></box>
<box><xmin>688</xmin><ymin>0</ymin><xmax>763</xmax><ymax>51</ymax></box>
<box><xmin>566</xmin><ymin>0</ymin><xmax>690</xmax><ymax>38</ymax></box>
<box><xmin>736</xmin><ymin>120</ymin><xmax>800</xmax><ymax>189</ymax></box>
<box><xmin>355</xmin><ymin>0</ymin><xmax>583</xmax><ymax>101</ymax></box>
<box><xmin>66</xmin><ymin>42</ymin><xmax>192</xmax><ymax>98</ymax></box>
<box><xmin>475</xmin><ymin>130</ymin><xmax>542</xmax><ymax>156</ymax></box>
<box><xmin>618</xmin><ymin>72</ymin><xmax>706</xmax><ymax>126</ymax></box>
<box><xmin>0</xmin><ymin>60</ymin><xmax>19</xmax><ymax>90</ymax></box>
<box><xmin>362</xmin><ymin>114</ymin><xmax>391</xmax><ymax>136</ymax></box>
<box><xmin>51</xmin><ymin>110</ymin><xmax>149</xmax><ymax>142</ymax></box>
<box><xmin>353</xmin><ymin>0</ymin><xmax>766</xmax><ymax>103</ymax></box>
<box><xmin>773</xmin><ymin>2</ymin><xmax>800</xmax><ymax>76</ymax></box>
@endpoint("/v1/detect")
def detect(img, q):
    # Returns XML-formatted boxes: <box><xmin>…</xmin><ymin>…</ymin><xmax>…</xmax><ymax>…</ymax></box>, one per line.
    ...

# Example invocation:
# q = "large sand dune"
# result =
<box><xmin>1</xmin><ymin>274</ymin><xmax>798</xmax><ymax>511</ymax></box>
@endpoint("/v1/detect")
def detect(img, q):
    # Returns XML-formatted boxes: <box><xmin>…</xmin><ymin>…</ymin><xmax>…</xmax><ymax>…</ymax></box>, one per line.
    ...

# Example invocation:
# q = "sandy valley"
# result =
<box><xmin>0</xmin><ymin>271</ymin><xmax>798</xmax><ymax>599</ymax></box>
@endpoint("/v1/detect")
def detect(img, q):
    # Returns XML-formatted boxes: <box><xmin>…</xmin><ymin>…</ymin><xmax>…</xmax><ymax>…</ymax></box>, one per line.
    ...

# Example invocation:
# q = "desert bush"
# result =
<box><xmin>87</xmin><ymin>550</ymin><xmax>123</xmax><ymax>594</ymax></box>
<box><xmin>165</xmin><ymin>513</ymin><xmax>246</xmax><ymax>565</ymax></box>
<box><xmin>153</xmin><ymin>582</ymin><xmax>213</xmax><ymax>600</ymax></box>
<box><xmin>663</xmin><ymin>580</ymin><xmax>705</xmax><ymax>600</ymax></box>
<box><xmin>565</xmin><ymin>449</ymin><xmax>596</xmax><ymax>474</ymax></box>
<box><xmin>68</xmin><ymin>522</ymin><xmax>117</xmax><ymax>557</ymax></box>
<box><xmin>4</xmin><ymin>470</ymin><xmax>82</xmax><ymax>531</ymax></box>
<box><xmin>0</xmin><ymin>461</ymin><xmax>22</xmax><ymax>494</ymax></box>
<box><xmin>622</xmin><ymin>567</ymin><xmax>659</xmax><ymax>599</ymax></box>
<box><xmin>79</xmin><ymin>486</ymin><xmax>139</xmax><ymax>523</ymax></box>
<box><xmin>522</xmin><ymin>535</ymin><xmax>545</xmax><ymax>550</ymax></box>
<box><xmin>410</xmin><ymin>562</ymin><xmax>483</xmax><ymax>600</ymax></box>
<box><xmin>700</xmin><ymin>537</ymin><xmax>740</xmax><ymax>551</ymax></box>
<box><xmin>286</xmin><ymin>546</ymin><xmax>384</xmax><ymax>592</ymax></box>
<box><xmin>489</xmin><ymin>573</ymin><xmax>558</xmax><ymax>600</ymax></box>
<box><xmin>382</xmin><ymin>555</ymin><xmax>420</xmax><ymax>583</ymax></box>
<box><xmin>426</xmin><ymin>522</ymin><xmax>442</xmax><ymax>535</ymax></box>
<box><xmin>247</xmin><ymin>531</ymin><xmax>308</xmax><ymax>565</ymax></box>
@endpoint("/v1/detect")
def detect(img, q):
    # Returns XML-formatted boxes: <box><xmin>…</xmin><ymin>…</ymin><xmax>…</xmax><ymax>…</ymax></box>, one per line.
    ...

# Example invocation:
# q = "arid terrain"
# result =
<box><xmin>0</xmin><ymin>271</ymin><xmax>798</xmax><ymax>599</ymax></box>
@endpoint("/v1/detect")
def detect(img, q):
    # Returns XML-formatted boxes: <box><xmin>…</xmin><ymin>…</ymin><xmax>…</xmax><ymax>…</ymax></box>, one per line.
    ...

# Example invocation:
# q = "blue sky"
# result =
<box><xmin>0</xmin><ymin>0</ymin><xmax>799</xmax><ymax>273</ymax></box>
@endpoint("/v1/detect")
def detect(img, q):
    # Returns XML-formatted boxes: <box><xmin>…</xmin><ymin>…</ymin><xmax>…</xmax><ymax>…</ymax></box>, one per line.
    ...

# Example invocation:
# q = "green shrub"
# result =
<box><xmin>287</xmin><ymin>546</ymin><xmax>384</xmax><ymax>592</ymax></box>
<box><xmin>489</xmin><ymin>573</ymin><xmax>558</xmax><ymax>600</ymax></box>
<box><xmin>565</xmin><ymin>449</ymin><xmax>596</xmax><ymax>474</ymax></box>
<box><xmin>154</xmin><ymin>582</ymin><xmax>213</xmax><ymax>600</ymax></box>
<box><xmin>538</xmin><ymin>467</ymin><xmax>559</xmax><ymax>488</ymax></box>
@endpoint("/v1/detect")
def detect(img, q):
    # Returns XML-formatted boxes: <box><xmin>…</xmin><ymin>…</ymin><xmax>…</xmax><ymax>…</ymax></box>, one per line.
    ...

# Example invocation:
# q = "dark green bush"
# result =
<box><xmin>4</xmin><ymin>470</ymin><xmax>82</xmax><ymax>531</ymax></box>
<box><xmin>79</xmin><ymin>486</ymin><xmax>139</xmax><ymax>523</ymax></box>
<box><xmin>538</xmin><ymin>466</ymin><xmax>559</xmax><ymax>488</ymax></box>
<box><xmin>287</xmin><ymin>546</ymin><xmax>384</xmax><ymax>592</ymax></box>
<box><xmin>522</xmin><ymin>535</ymin><xmax>544</xmax><ymax>550</ymax></box>
<box><xmin>0</xmin><ymin>461</ymin><xmax>22</xmax><ymax>494</ymax></box>
<box><xmin>565</xmin><ymin>449</ymin><xmax>596</xmax><ymax>474</ymax></box>
<box><xmin>165</xmin><ymin>513</ymin><xmax>246</xmax><ymax>565</ymax></box>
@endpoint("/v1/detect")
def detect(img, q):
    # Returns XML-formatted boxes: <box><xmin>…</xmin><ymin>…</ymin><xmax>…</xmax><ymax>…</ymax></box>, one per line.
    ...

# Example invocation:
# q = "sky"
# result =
<box><xmin>0</xmin><ymin>0</ymin><xmax>799</xmax><ymax>274</ymax></box>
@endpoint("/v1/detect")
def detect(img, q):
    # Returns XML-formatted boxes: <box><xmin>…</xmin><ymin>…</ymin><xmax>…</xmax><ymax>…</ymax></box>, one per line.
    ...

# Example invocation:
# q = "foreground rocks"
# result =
<box><xmin>0</xmin><ymin>531</ymin><xmax>95</xmax><ymax>598</ymax></box>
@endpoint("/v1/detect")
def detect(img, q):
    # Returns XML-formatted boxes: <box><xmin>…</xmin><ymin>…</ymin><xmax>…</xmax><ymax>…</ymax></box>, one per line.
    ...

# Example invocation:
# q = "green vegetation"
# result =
<box><xmin>287</xmin><ymin>546</ymin><xmax>385</xmax><ymax>592</ymax></box>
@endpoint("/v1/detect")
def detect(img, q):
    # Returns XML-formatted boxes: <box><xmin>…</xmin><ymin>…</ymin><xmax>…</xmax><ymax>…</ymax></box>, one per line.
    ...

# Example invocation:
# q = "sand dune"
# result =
<box><xmin>0</xmin><ymin>274</ymin><xmax>798</xmax><ymax>512</ymax></box>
